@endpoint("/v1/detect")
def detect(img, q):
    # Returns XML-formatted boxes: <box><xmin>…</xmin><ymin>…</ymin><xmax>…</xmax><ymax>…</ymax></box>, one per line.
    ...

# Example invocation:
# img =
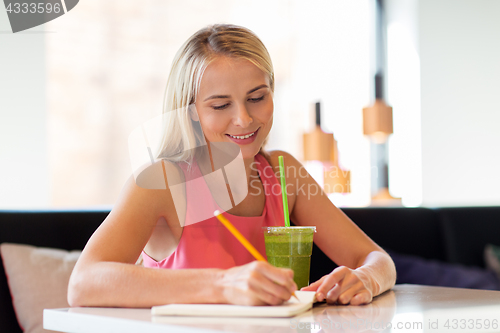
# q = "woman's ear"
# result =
<box><xmin>189</xmin><ymin>105</ymin><xmax>200</xmax><ymax>122</ymax></box>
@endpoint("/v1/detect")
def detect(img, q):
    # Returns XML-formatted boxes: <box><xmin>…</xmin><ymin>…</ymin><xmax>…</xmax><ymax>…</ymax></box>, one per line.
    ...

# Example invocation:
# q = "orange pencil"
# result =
<box><xmin>214</xmin><ymin>210</ymin><xmax>299</xmax><ymax>301</ymax></box>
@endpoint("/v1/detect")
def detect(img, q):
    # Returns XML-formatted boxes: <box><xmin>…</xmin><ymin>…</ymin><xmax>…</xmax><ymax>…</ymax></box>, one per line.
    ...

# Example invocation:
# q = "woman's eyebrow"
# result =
<box><xmin>203</xmin><ymin>94</ymin><xmax>230</xmax><ymax>102</ymax></box>
<box><xmin>247</xmin><ymin>84</ymin><xmax>268</xmax><ymax>94</ymax></box>
<box><xmin>203</xmin><ymin>84</ymin><xmax>268</xmax><ymax>102</ymax></box>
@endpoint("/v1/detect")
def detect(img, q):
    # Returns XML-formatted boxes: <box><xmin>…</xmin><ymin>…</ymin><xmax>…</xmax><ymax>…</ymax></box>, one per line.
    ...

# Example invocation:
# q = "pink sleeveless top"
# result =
<box><xmin>142</xmin><ymin>153</ymin><xmax>284</xmax><ymax>269</ymax></box>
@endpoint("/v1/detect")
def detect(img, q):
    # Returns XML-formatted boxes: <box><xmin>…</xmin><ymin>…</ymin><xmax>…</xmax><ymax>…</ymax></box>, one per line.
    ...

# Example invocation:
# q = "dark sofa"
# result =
<box><xmin>2</xmin><ymin>206</ymin><xmax>500</xmax><ymax>332</ymax></box>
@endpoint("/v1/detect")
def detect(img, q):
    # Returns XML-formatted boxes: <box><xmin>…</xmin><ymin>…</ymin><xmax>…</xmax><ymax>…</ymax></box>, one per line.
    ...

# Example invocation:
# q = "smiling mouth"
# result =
<box><xmin>226</xmin><ymin>129</ymin><xmax>259</xmax><ymax>140</ymax></box>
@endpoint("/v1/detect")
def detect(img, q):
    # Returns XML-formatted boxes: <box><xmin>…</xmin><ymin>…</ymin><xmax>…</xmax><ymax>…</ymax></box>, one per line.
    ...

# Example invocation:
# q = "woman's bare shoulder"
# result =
<box><xmin>113</xmin><ymin>160</ymin><xmax>184</xmax><ymax>226</ymax></box>
<box><xmin>265</xmin><ymin>150</ymin><xmax>303</xmax><ymax>174</ymax></box>
<box><xmin>132</xmin><ymin>159</ymin><xmax>184</xmax><ymax>190</ymax></box>
<box><xmin>75</xmin><ymin>160</ymin><xmax>184</xmax><ymax>265</ymax></box>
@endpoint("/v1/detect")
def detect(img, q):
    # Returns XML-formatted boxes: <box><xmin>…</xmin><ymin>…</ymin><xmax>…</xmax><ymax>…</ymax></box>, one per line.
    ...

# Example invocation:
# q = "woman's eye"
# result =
<box><xmin>249</xmin><ymin>96</ymin><xmax>264</xmax><ymax>103</ymax></box>
<box><xmin>212</xmin><ymin>103</ymin><xmax>230</xmax><ymax>110</ymax></box>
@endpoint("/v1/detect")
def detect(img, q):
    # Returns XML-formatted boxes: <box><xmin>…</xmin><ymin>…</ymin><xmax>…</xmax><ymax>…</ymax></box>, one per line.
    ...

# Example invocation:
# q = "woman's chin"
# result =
<box><xmin>239</xmin><ymin>146</ymin><xmax>262</xmax><ymax>160</ymax></box>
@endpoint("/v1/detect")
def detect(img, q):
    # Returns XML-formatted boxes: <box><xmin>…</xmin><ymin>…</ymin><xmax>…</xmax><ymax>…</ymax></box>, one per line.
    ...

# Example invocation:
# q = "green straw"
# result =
<box><xmin>278</xmin><ymin>155</ymin><xmax>290</xmax><ymax>227</ymax></box>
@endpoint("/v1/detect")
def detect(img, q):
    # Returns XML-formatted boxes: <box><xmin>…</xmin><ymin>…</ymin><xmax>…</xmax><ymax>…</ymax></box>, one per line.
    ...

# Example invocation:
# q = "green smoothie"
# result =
<box><xmin>263</xmin><ymin>226</ymin><xmax>316</xmax><ymax>289</ymax></box>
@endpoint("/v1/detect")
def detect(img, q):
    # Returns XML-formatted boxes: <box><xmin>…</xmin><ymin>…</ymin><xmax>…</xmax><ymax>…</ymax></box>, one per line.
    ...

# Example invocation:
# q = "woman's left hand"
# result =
<box><xmin>300</xmin><ymin>266</ymin><xmax>374</xmax><ymax>305</ymax></box>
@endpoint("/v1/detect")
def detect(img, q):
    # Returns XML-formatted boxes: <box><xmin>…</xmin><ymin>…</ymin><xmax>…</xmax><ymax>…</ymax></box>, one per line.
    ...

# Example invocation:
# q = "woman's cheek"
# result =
<box><xmin>206</xmin><ymin>121</ymin><xmax>226</xmax><ymax>138</ymax></box>
<box><xmin>199</xmin><ymin>113</ymin><xmax>225</xmax><ymax>136</ymax></box>
<box><xmin>253</xmin><ymin>99</ymin><xmax>273</xmax><ymax>121</ymax></box>
<box><xmin>263</xmin><ymin>102</ymin><xmax>274</xmax><ymax>124</ymax></box>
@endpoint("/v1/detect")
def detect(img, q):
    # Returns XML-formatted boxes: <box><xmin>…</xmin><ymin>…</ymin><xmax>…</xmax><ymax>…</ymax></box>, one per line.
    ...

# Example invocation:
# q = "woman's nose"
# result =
<box><xmin>233</xmin><ymin>104</ymin><xmax>253</xmax><ymax>128</ymax></box>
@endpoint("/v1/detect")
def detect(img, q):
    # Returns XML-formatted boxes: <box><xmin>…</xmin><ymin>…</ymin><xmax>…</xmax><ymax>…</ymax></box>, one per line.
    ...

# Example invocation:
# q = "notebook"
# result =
<box><xmin>151</xmin><ymin>291</ymin><xmax>317</xmax><ymax>318</ymax></box>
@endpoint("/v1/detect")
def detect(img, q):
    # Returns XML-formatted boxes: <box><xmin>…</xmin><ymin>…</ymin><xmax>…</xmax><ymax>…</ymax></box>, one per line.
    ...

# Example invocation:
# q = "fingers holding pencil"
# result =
<box><xmin>249</xmin><ymin>262</ymin><xmax>298</xmax><ymax>305</ymax></box>
<box><xmin>219</xmin><ymin>261</ymin><xmax>297</xmax><ymax>306</ymax></box>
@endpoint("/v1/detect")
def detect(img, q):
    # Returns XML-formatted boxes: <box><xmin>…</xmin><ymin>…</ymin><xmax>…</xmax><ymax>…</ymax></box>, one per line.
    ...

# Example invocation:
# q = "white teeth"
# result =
<box><xmin>229</xmin><ymin>131</ymin><xmax>256</xmax><ymax>140</ymax></box>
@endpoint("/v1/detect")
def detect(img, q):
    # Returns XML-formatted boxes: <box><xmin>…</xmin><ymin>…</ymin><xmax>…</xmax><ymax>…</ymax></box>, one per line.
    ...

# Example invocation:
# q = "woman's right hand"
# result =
<box><xmin>217</xmin><ymin>261</ymin><xmax>297</xmax><ymax>306</ymax></box>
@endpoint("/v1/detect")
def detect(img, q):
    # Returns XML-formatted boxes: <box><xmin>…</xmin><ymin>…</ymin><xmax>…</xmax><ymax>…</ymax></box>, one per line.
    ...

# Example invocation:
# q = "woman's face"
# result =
<box><xmin>194</xmin><ymin>56</ymin><xmax>273</xmax><ymax>160</ymax></box>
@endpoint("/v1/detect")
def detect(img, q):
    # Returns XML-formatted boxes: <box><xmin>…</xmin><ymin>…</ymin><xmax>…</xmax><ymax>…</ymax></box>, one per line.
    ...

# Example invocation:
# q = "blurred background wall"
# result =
<box><xmin>417</xmin><ymin>0</ymin><xmax>500</xmax><ymax>206</ymax></box>
<box><xmin>0</xmin><ymin>11</ymin><xmax>48</xmax><ymax>207</ymax></box>
<box><xmin>0</xmin><ymin>0</ymin><xmax>499</xmax><ymax>209</ymax></box>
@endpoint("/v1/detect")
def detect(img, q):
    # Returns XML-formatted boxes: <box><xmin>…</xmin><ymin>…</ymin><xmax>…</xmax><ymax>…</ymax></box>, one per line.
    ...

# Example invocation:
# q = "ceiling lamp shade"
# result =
<box><xmin>362</xmin><ymin>99</ymin><xmax>393</xmax><ymax>144</ymax></box>
<box><xmin>303</xmin><ymin>102</ymin><xmax>350</xmax><ymax>194</ymax></box>
<box><xmin>303</xmin><ymin>126</ymin><xmax>334</xmax><ymax>162</ymax></box>
<box><xmin>303</xmin><ymin>102</ymin><xmax>334</xmax><ymax>162</ymax></box>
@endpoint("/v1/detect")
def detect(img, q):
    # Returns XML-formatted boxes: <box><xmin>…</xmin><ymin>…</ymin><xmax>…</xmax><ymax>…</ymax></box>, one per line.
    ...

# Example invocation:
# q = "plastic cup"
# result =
<box><xmin>262</xmin><ymin>226</ymin><xmax>316</xmax><ymax>289</ymax></box>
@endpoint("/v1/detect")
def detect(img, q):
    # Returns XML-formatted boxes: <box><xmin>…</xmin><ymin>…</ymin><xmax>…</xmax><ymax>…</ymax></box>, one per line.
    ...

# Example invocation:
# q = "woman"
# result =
<box><xmin>68</xmin><ymin>24</ymin><xmax>396</xmax><ymax>308</ymax></box>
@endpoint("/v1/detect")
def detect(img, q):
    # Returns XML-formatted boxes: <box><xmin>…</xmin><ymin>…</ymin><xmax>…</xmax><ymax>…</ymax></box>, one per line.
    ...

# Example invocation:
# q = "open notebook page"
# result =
<box><xmin>151</xmin><ymin>291</ymin><xmax>317</xmax><ymax>318</ymax></box>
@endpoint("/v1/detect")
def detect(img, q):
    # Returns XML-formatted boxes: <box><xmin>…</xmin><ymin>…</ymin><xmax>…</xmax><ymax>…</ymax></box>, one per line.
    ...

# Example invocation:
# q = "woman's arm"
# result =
<box><xmin>68</xmin><ymin>173</ymin><xmax>218</xmax><ymax>307</ymax></box>
<box><xmin>268</xmin><ymin>151</ymin><xmax>396</xmax><ymax>305</ymax></box>
<box><xmin>68</xmin><ymin>165</ymin><xmax>296</xmax><ymax>307</ymax></box>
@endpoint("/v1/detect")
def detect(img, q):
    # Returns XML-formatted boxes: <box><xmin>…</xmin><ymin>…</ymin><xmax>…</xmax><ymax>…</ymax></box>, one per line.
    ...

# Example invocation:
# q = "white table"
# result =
<box><xmin>44</xmin><ymin>284</ymin><xmax>500</xmax><ymax>333</ymax></box>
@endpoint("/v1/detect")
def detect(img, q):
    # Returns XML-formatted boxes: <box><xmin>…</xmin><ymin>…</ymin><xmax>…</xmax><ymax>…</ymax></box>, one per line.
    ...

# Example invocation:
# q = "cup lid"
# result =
<box><xmin>262</xmin><ymin>226</ymin><xmax>316</xmax><ymax>233</ymax></box>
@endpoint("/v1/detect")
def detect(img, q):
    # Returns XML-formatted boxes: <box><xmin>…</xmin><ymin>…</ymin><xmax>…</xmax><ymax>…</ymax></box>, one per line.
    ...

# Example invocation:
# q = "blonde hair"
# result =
<box><xmin>156</xmin><ymin>24</ymin><xmax>274</xmax><ymax>162</ymax></box>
